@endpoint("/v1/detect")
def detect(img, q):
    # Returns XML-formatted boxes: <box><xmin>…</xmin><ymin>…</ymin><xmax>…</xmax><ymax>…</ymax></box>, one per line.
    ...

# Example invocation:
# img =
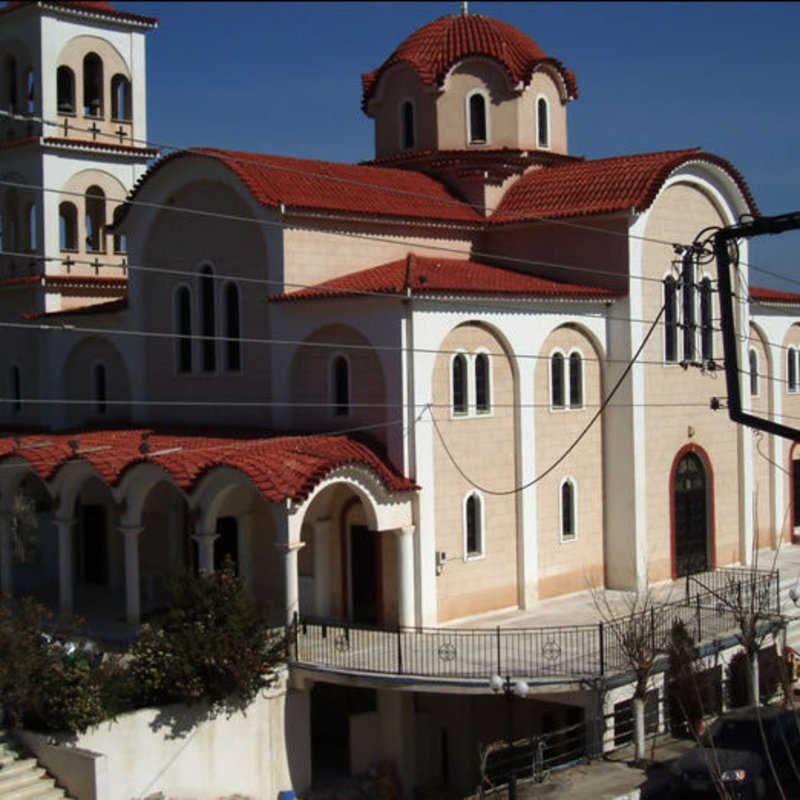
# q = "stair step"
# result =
<box><xmin>0</xmin><ymin>761</ymin><xmax>40</xmax><ymax>780</ymax></box>
<box><xmin>0</xmin><ymin>767</ymin><xmax>47</xmax><ymax>791</ymax></box>
<box><xmin>17</xmin><ymin>790</ymin><xmax>67</xmax><ymax>800</ymax></box>
<box><xmin>0</xmin><ymin>779</ymin><xmax>60</xmax><ymax>800</ymax></box>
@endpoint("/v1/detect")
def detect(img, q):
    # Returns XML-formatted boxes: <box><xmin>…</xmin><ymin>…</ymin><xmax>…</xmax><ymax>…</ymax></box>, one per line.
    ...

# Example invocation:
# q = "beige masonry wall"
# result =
<box><xmin>535</xmin><ymin>325</ymin><xmax>604</xmax><ymax>598</ymax></box>
<box><xmin>641</xmin><ymin>182</ymin><xmax>742</xmax><ymax>581</ymax></box>
<box><xmin>431</xmin><ymin>322</ymin><xmax>518</xmax><ymax>621</ymax></box>
<box><xmin>748</xmin><ymin>325</ymin><xmax>774</xmax><ymax>547</ymax></box>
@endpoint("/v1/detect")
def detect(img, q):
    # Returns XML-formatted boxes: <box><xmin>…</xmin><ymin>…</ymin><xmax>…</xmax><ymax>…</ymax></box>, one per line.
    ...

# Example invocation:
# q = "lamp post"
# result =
<box><xmin>489</xmin><ymin>674</ymin><xmax>529</xmax><ymax>800</ymax></box>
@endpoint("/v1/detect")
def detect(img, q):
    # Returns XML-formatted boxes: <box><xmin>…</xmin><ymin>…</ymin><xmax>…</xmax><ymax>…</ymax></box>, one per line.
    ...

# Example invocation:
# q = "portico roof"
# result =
<box><xmin>0</xmin><ymin>429</ymin><xmax>417</xmax><ymax>503</ymax></box>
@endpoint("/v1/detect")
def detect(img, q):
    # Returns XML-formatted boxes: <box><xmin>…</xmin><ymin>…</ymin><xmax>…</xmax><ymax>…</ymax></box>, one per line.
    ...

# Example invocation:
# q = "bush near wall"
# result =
<box><xmin>726</xmin><ymin>646</ymin><xmax>782</xmax><ymax>708</ymax></box>
<box><xmin>0</xmin><ymin>566</ymin><xmax>285</xmax><ymax>734</ymax></box>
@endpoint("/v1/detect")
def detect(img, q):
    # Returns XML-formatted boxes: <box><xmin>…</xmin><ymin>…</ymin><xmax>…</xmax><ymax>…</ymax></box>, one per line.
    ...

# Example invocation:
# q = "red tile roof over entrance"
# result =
<box><xmin>749</xmin><ymin>286</ymin><xmax>800</xmax><ymax>305</ymax></box>
<box><xmin>273</xmin><ymin>254</ymin><xmax>620</xmax><ymax>302</ymax></box>
<box><xmin>492</xmin><ymin>149</ymin><xmax>759</xmax><ymax>223</ymax></box>
<box><xmin>0</xmin><ymin>430</ymin><xmax>416</xmax><ymax>504</ymax></box>
<box><xmin>362</xmin><ymin>13</ymin><xmax>577</xmax><ymax>109</ymax></box>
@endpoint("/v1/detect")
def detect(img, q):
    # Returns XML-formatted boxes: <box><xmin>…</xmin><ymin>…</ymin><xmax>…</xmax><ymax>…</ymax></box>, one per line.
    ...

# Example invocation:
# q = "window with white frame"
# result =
<box><xmin>560</xmin><ymin>478</ymin><xmax>576</xmax><ymax>542</ymax></box>
<box><xmin>452</xmin><ymin>353</ymin><xmax>468</xmax><ymax>415</ymax></box>
<box><xmin>568</xmin><ymin>351</ymin><xmax>583</xmax><ymax>408</ymax></box>
<box><xmin>700</xmin><ymin>277</ymin><xmax>713</xmax><ymax>361</ymax></box>
<box><xmin>681</xmin><ymin>253</ymin><xmax>696</xmax><ymax>363</ymax></box>
<box><xmin>749</xmin><ymin>348</ymin><xmax>758</xmax><ymax>396</ymax></box>
<box><xmin>331</xmin><ymin>354</ymin><xmax>349</xmax><ymax>417</ymax></box>
<box><xmin>467</xmin><ymin>90</ymin><xmax>488</xmax><ymax>145</ymax></box>
<box><xmin>475</xmin><ymin>352</ymin><xmax>491</xmax><ymax>413</ymax></box>
<box><xmin>536</xmin><ymin>96</ymin><xmax>549</xmax><ymax>148</ymax></box>
<box><xmin>788</xmin><ymin>347</ymin><xmax>797</xmax><ymax>393</ymax></box>
<box><xmin>464</xmin><ymin>491</ymin><xmax>484</xmax><ymax>558</ymax></box>
<box><xmin>550</xmin><ymin>351</ymin><xmax>565</xmax><ymax>409</ymax></box>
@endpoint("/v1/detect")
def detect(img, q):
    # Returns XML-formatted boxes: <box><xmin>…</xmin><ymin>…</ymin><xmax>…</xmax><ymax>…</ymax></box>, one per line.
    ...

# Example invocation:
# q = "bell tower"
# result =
<box><xmin>0</xmin><ymin>0</ymin><xmax>158</xmax><ymax>314</ymax></box>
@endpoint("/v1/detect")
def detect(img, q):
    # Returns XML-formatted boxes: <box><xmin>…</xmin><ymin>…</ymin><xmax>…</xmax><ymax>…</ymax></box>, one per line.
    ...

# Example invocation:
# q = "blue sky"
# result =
<box><xmin>119</xmin><ymin>1</ymin><xmax>800</xmax><ymax>290</ymax></box>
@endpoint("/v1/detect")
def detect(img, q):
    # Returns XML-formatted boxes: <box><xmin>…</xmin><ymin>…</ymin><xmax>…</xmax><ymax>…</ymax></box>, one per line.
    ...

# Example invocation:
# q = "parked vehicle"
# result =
<box><xmin>669</xmin><ymin>707</ymin><xmax>800</xmax><ymax>799</ymax></box>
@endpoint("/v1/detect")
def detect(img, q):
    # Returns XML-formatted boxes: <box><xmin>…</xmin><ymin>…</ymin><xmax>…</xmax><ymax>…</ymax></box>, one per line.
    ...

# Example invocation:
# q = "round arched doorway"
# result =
<box><xmin>672</xmin><ymin>449</ymin><xmax>713</xmax><ymax>577</ymax></box>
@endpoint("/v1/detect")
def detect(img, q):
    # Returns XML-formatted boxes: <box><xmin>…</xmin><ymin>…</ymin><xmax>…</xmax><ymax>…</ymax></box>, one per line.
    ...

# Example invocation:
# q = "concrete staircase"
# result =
<box><xmin>0</xmin><ymin>732</ymin><xmax>71</xmax><ymax>800</ymax></box>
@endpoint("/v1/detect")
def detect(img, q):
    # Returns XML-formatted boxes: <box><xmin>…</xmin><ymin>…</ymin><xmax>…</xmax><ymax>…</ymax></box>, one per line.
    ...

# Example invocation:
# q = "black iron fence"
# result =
<box><xmin>686</xmin><ymin>566</ymin><xmax>780</xmax><ymax>616</ymax></box>
<box><xmin>288</xmin><ymin>568</ymin><xmax>781</xmax><ymax>681</ymax></box>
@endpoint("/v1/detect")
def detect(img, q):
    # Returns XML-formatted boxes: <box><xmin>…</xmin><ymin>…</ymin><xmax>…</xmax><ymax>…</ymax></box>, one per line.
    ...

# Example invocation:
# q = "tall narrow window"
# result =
<box><xmin>664</xmin><ymin>276</ymin><xmax>678</xmax><ymax>362</ymax></box>
<box><xmin>452</xmin><ymin>354</ymin><xmax>467</xmax><ymax>415</ymax></box>
<box><xmin>569</xmin><ymin>352</ymin><xmax>583</xmax><ymax>408</ymax></box>
<box><xmin>551</xmin><ymin>352</ymin><xmax>565</xmax><ymax>409</ymax></box>
<box><xmin>401</xmin><ymin>100</ymin><xmax>414</xmax><ymax>149</ymax></box>
<box><xmin>59</xmin><ymin>202</ymin><xmax>77</xmax><ymax>251</ymax></box>
<box><xmin>537</xmin><ymin>97</ymin><xmax>549</xmax><ymax>148</ymax></box>
<box><xmin>475</xmin><ymin>353</ymin><xmax>490</xmax><ymax>413</ymax></box>
<box><xmin>789</xmin><ymin>348</ymin><xmax>797</xmax><ymax>393</ymax></box>
<box><xmin>57</xmin><ymin>66</ymin><xmax>74</xmax><ymax>113</ymax></box>
<box><xmin>700</xmin><ymin>277</ymin><xmax>713</xmax><ymax>361</ymax></box>
<box><xmin>11</xmin><ymin>365</ymin><xmax>21</xmax><ymax>412</ymax></box>
<box><xmin>85</xmin><ymin>186</ymin><xmax>105</xmax><ymax>252</ymax></box>
<box><xmin>682</xmin><ymin>254</ymin><xmax>696</xmax><ymax>362</ymax></box>
<box><xmin>200</xmin><ymin>266</ymin><xmax>216</xmax><ymax>371</ymax></box>
<box><xmin>175</xmin><ymin>287</ymin><xmax>192</xmax><ymax>373</ymax></box>
<box><xmin>82</xmin><ymin>53</ymin><xmax>103</xmax><ymax>117</ymax></box>
<box><xmin>224</xmin><ymin>282</ymin><xmax>241</xmax><ymax>371</ymax></box>
<box><xmin>113</xmin><ymin>231</ymin><xmax>127</xmax><ymax>254</ymax></box>
<box><xmin>332</xmin><ymin>355</ymin><xmax>349</xmax><ymax>416</ymax></box>
<box><xmin>465</xmin><ymin>492</ymin><xmax>483</xmax><ymax>557</ymax></box>
<box><xmin>7</xmin><ymin>57</ymin><xmax>18</xmax><ymax>112</ymax></box>
<box><xmin>468</xmin><ymin>92</ymin><xmax>487</xmax><ymax>144</ymax></box>
<box><xmin>561</xmin><ymin>479</ymin><xmax>576</xmax><ymax>541</ymax></box>
<box><xmin>111</xmin><ymin>74</ymin><xmax>131</xmax><ymax>120</ymax></box>
<box><xmin>749</xmin><ymin>349</ymin><xmax>758</xmax><ymax>396</ymax></box>
<box><xmin>25</xmin><ymin>68</ymin><xmax>34</xmax><ymax>114</ymax></box>
<box><xmin>94</xmin><ymin>363</ymin><xmax>107</xmax><ymax>414</ymax></box>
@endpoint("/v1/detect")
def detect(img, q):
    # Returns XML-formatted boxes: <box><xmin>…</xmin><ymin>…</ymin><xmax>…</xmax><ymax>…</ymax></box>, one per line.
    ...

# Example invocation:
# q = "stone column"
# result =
<box><xmin>55</xmin><ymin>516</ymin><xmax>76</xmax><ymax>617</ymax></box>
<box><xmin>192</xmin><ymin>528</ymin><xmax>218</xmax><ymax>574</ymax></box>
<box><xmin>120</xmin><ymin>524</ymin><xmax>143</xmax><ymax>625</ymax></box>
<box><xmin>276</xmin><ymin>540</ymin><xmax>305</xmax><ymax>625</ymax></box>
<box><xmin>311</xmin><ymin>517</ymin><xmax>333</xmax><ymax>617</ymax></box>
<box><xmin>0</xmin><ymin>510</ymin><xmax>13</xmax><ymax>599</ymax></box>
<box><xmin>395</xmin><ymin>525</ymin><xmax>416</xmax><ymax>628</ymax></box>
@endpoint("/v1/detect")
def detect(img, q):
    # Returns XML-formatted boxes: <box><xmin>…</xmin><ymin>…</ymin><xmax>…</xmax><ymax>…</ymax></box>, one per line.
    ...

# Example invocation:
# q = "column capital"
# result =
<box><xmin>118</xmin><ymin>525</ymin><xmax>144</xmax><ymax>537</ymax></box>
<box><xmin>192</xmin><ymin>531</ymin><xmax>219</xmax><ymax>543</ymax></box>
<box><xmin>274</xmin><ymin>541</ymin><xmax>306</xmax><ymax>553</ymax></box>
<box><xmin>54</xmin><ymin>516</ymin><xmax>77</xmax><ymax>528</ymax></box>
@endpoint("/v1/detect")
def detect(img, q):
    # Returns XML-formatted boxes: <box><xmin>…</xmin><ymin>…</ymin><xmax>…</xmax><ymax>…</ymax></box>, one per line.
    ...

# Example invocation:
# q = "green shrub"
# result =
<box><xmin>727</xmin><ymin>646</ymin><xmax>781</xmax><ymax>707</ymax></box>
<box><xmin>127</xmin><ymin>563</ymin><xmax>285</xmax><ymax>714</ymax></box>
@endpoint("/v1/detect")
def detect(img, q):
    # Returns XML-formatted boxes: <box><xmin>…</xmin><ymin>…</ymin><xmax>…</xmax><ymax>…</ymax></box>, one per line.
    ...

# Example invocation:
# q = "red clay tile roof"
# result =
<box><xmin>362</xmin><ymin>13</ymin><xmax>577</xmax><ymax>110</ymax></box>
<box><xmin>0</xmin><ymin>430</ymin><xmax>417</xmax><ymax>504</ymax></box>
<box><xmin>492</xmin><ymin>149</ymin><xmax>759</xmax><ymax>223</ymax></box>
<box><xmin>2</xmin><ymin>1</ymin><xmax>157</xmax><ymax>27</ymax></box>
<box><xmin>122</xmin><ymin>148</ymin><xmax>482</xmax><ymax>225</ymax></box>
<box><xmin>750</xmin><ymin>286</ymin><xmax>800</xmax><ymax>305</ymax></box>
<box><xmin>272</xmin><ymin>254</ymin><xmax>620</xmax><ymax>302</ymax></box>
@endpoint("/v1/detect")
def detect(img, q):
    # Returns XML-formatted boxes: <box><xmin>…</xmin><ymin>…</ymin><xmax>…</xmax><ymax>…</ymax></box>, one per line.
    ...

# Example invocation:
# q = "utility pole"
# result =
<box><xmin>713</xmin><ymin>212</ymin><xmax>800</xmax><ymax>441</ymax></box>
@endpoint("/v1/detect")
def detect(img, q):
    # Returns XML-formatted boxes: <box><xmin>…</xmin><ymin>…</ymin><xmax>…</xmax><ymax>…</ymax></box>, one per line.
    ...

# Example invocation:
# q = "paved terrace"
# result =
<box><xmin>292</xmin><ymin>546</ymin><xmax>800</xmax><ymax>685</ymax></box>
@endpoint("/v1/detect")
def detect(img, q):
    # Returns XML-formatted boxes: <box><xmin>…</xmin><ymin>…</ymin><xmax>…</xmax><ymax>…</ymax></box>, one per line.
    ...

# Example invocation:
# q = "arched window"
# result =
<box><xmin>560</xmin><ymin>479</ymin><xmax>576</xmax><ymax>541</ymax></box>
<box><xmin>93</xmin><ymin>363</ymin><xmax>107</xmax><ymax>414</ymax></box>
<box><xmin>82</xmin><ymin>53</ymin><xmax>103</xmax><ymax>117</ymax></box>
<box><xmin>664</xmin><ymin>275</ymin><xmax>678</xmax><ymax>362</ymax></box>
<box><xmin>25</xmin><ymin>68</ymin><xmax>34</xmax><ymax>114</ymax></box>
<box><xmin>464</xmin><ymin>492</ymin><xmax>484</xmax><ymax>557</ymax></box>
<box><xmin>111</xmin><ymin>74</ymin><xmax>131</xmax><ymax>121</ymax></box>
<box><xmin>475</xmin><ymin>352</ymin><xmax>490</xmax><ymax>413</ymax></box>
<box><xmin>700</xmin><ymin>277</ymin><xmax>713</xmax><ymax>361</ymax></box>
<box><xmin>10</xmin><ymin>365</ymin><xmax>21</xmax><ymax>412</ymax></box>
<box><xmin>200</xmin><ymin>266</ymin><xmax>216</xmax><ymax>371</ymax></box>
<box><xmin>401</xmin><ymin>100</ymin><xmax>414</xmax><ymax>149</ymax></box>
<box><xmin>568</xmin><ymin>351</ymin><xmax>583</xmax><ymax>408</ymax></box>
<box><xmin>332</xmin><ymin>355</ymin><xmax>349</xmax><ymax>417</ymax></box>
<box><xmin>175</xmin><ymin>286</ymin><xmax>192</xmax><ymax>373</ymax></box>
<box><xmin>59</xmin><ymin>202</ymin><xmax>77</xmax><ymax>251</ymax></box>
<box><xmin>25</xmin><ymin>201</ymin><xmax>36</xmax><ymax>251</ymax></box>
<box><xmin>551</xmin><ymin>352</ymin><xmax>565</xmax><ymax>409</ymax></box>
<box><xmin>7</xmin><ymin>57</ymin><xmax>18</xmax><ymax>112</ymax></box>
<box><xmin>749</xmin><ymin>348</ymin><xmax>758</xmax><ymax>396</ymax></box>
<box><xmin>468</xmin><ymin>91</ymin><xmax>487</xmax><ymax>144</ymax></box>
<box><xmin>224</xmin><ymin>282</ymin><xmax>241</xmax><ymax>371</ymax></box>
<box><xmin>452</xmin><ymin>353</ymin><xmax>467</xmax><ymax>415</ymax></box>
<box><xmin>57</xmin><ymin>66</ymin><xmax>74</xmax><ymax>113</ymax></box>
<box><xmin>788</xmin><ymin>348</ymin><xmax>797</xmax><ymax>393</ymax></box>
<box><xmin>681</xmin><ymin>253</ymin><xmax>696</xmax><ymax>362</ymax></box>
<box><xmin>537</xmin><ymin>97</ymin><xmax>549</xmax><ymax>148</ymax></box>
<box><xmin>85</xmin><ymin>185</ymin><xmax>105</xmax><ymax>252</ymax></box>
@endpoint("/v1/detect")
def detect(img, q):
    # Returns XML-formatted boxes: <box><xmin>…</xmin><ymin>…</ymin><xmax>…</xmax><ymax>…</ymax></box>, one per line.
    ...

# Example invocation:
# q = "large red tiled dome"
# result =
<box><xmin>362</xmin><ymin>13</ymin><xmax>578</xmax><ymax>109</ymax></box>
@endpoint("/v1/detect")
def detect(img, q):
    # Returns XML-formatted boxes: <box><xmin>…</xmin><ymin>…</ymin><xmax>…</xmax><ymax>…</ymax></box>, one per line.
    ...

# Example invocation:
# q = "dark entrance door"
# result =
<box><xmin>674</xmin><ymin>452</ymin><xmax>709</xmax><ymax>577</ymax></box>
<box><xmin>214</xmin><ymin>516</ymin><xmax>238</xmax><ymax>574</ymax></box>
<box><xmin>78</xmin><ymin>504</ymin><xmax>108</xmax><ymax>586</ymax></box>
<box><xmin>350</xmin><ymin>525</ymin><xmax>378</xmax><ymax>625</ymax></box>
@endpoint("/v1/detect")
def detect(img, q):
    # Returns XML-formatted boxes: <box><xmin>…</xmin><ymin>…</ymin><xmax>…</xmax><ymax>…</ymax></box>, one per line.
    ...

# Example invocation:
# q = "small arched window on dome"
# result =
<box><xmin>57</xmin><ymin>66</ymin><xmax>74</xmax><ymax>113</ymax></box>
<box><xmin>94</xmin><ymin>363</ymin><xmax>107</xmax><ymax>415</ymax></box>
<box><xmin>83</xmin><ymin>53</ymin><xmax>103</xmax><ymax>117</ymax></box>
<box><xmin>332</xmin><ymin>355</ymin><xmax>349</xmax><ymax>417</ymax></box>
<box><xmin>467</xmin><ymin>91</ymin><xmax>487</xmax><ymax>145</ymax></box>
<box><xmin>10</xmin><ymin>365</ymin><xmax>21</xmax><ymax>412</ymax></box>
<box><xmin>537</xmin><ymin>97</ymin><xmax>549</xmax><ymax>148</ymax></box>
<box><xmin>175</xmin><ymin>286</ymin><xmax>192</xmax><ymax>374</ymax></box>
<box><xmin>400</xmin><ymin>100</ymin><xmax>415</xmax><ymax>149</ymax></box>
<box><xmin>200</xmin><ymin>265</ymin><xmax>216</xmax><ymax>372</ymax></box>
<box><xmin>224</xmin><ymin>282</ymin><xmax>241</xmax><ymax>371</ymax></box>
<box><xmin>111</xmin><ymin>74</ymin><xmax>131</xmax><ymax>121</ymax></box>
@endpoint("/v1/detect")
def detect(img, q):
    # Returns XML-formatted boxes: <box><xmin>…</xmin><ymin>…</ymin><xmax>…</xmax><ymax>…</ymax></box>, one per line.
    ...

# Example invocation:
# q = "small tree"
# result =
<box><xmin>667</xmin><ymin>619</ymin><xmax>714</xmax><ymax>735</ymax></box>
<box><xmin>128</xmin><ymin>562</ymin><xmax>285</xmax><ymax>715</ymax></box>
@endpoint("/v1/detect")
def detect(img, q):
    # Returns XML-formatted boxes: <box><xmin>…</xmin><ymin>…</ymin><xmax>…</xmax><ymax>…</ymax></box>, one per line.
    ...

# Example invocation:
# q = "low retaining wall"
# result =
<box><xmin>16</xmin><ymin>672</ymin><xmax>311</xmax><ymax>800</ymax></box>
